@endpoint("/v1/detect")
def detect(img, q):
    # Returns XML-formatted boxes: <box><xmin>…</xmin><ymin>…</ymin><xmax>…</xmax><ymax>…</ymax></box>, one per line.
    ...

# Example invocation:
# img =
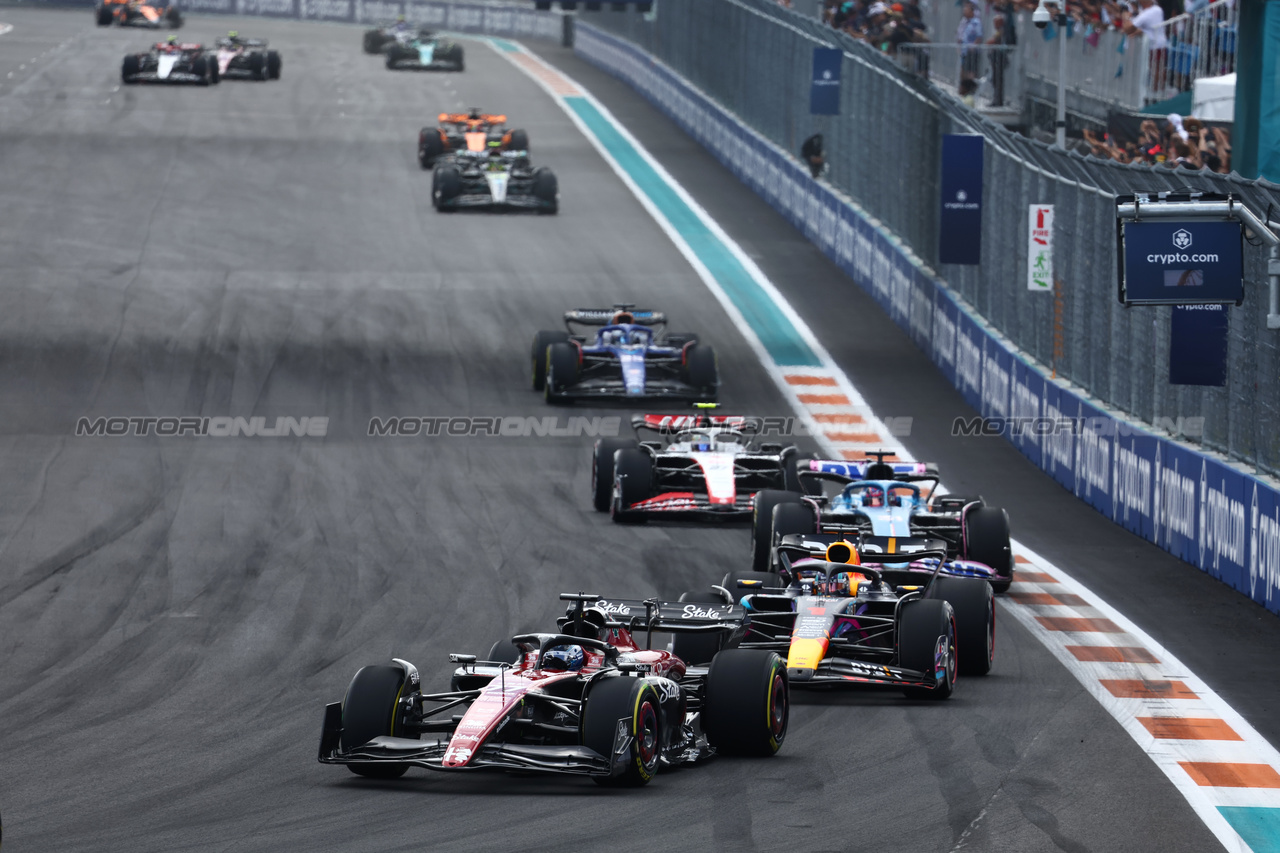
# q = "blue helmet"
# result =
<box><xmin>543</xmin><ymin>645</ymin><xmax>585</xmax><ymax>672</ymax></box>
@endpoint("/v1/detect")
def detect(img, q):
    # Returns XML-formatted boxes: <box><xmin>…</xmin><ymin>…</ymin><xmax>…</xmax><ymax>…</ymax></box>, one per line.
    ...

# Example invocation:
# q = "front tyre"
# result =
<box><xmin>592</xmin><ymin>438</ymin><xmax>638</xmax><ymax>512</ymax></box>
<box><xmin>544</xmin><ymin>342</ymin><xmax>579</xmax><ymax>404</ymax></box>
<box><xmin>899</xmin><ymin>599</ymin><xmax>957</xmax><ymax>700</ymax></box>
<box><xmin>341</xmin><ymin>664</ymin><xmax>416</xmax><ymax>778</ymax></box>
<box><xmin>266</xmin><ymin>51</ymin><xmax>282</xmax><ymax>80</ymax></box>
<box><xmin>703</xmin><ymin>649</ymin><xmax>788</xmax><ymax>756</ymax></box>
<box><xmin>530</xmin><ymin>329</ymin><xmax>570</xmax><ymax>390</ymax></box>
<box><xmin>610</xmin><ymin>448</ymin><xmax>651</xmax><ymax>523</ymax></box>
<box><xmin>684</xmin><ymin>343</ymin><xmax>717</xmax><ymax>398</ymax></box>
<box><xmin>582</xmin><ymin>676</ymin><xmax>662</xmax><ymax>786</ymax></box>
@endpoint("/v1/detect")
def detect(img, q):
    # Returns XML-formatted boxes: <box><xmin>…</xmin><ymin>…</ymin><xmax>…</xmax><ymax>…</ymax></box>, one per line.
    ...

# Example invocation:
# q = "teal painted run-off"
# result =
<box><xmin>1219</xmin><ymin>806</ymin><xmax>1280</xmax><ymax>853</ymax></box>
<box><xmin>491</xmin><ymin>38</ymin><xmax>520</xmax><ymax>52</ymax></box>
<box><xmin>563</xmin><ymin>95</ymin><xmax>822</xmax><ymax>367</ymax></box>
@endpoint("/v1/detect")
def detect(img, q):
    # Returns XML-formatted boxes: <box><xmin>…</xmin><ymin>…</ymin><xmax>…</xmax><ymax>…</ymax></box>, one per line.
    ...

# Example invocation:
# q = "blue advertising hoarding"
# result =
<box><xmin>1121</xmin><ymin>220</ymin><xmax>1243</xmax><ymax>304</ymax></box>
<box><xmin>938</xmin><ymin>135</ymin><xmax>984</xmax><ymax>265</ymax></box>
<box><xmin>1169</xmin><ymin>304</ymin><xmax>1229</xmax><ymax>386</ymax></box>
<box><xmin>810</xmin><ymin>48</ymin><xmax>842</xmax><ymax>115</ymax></box>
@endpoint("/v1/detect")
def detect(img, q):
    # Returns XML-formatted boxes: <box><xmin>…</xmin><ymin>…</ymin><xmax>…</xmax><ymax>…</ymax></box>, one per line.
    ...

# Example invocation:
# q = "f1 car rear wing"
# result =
<box><xmin>438</xmin><ymin>111</ymin><xmax>506</xmax><ymax>125</ymax></box>
<box><xmin>564</xmin><ymin>307</ymin><xmax>666</xmax><ymax>328</ymax></box>
<box><xmin>591</xmin><ymin>595</ymin><xmax>744</xmax><ymax>650</ymax></box>
<box><xmin>801</xmin><ymin>458</ymin><xmax>939</xmax><ymax>481</ymax></box>
<box><xmin>630</xmin><ymin>413</ymin><xmax>755</xmax><ymax>435</ymax></box>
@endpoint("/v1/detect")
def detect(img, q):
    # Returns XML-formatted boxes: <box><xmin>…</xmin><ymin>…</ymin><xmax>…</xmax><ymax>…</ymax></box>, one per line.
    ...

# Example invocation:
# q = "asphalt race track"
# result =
<box><xmin>0</xmin><ymin>10</ymin><xmax>1271</xmax><ymax>852</ymax></box>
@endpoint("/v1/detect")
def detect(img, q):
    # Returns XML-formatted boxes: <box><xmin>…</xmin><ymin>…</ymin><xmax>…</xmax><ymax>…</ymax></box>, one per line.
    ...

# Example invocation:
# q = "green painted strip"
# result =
<box><xmin>1218</xmin><ymin>807</ymin><xmax>1280</xmax><ymax>853</ymax></box>
<box><xmin>563</xmin><ymin>95</ymin><xmax>821</xmax><ymax>367</ymax></box>
<box><xmin>490</xmin><ymin>37</ymin><xmax>521</xmax><ymax>53</ymax></box>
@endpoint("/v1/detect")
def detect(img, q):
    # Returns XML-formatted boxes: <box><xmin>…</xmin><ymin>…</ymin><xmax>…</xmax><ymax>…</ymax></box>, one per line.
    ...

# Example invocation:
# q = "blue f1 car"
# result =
<box><xmin>749</xmin><ymin>452</ymin><xmax>1014</xmax><ymax>591</ymax></box>
<box><xmin>532</xmin><ymin>305</ymin><xmax>718</xmax><ymax>404</ymax></box>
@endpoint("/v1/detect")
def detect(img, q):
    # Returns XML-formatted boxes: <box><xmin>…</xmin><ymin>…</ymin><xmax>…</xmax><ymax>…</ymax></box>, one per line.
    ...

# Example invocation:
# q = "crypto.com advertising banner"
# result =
<box><xmin>575</xmin><ymin>21</ymin><xmax>1280</xmax><ymax>616</ymax></box>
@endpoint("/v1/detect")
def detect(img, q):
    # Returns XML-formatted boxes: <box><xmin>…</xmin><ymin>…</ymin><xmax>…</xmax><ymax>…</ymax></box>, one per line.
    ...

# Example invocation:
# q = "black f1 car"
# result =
<box><xmin>122</xmin><ymin>40</ymin><xmax>216</xmax><ymax>85</ymax></box>
<box><xmin>533</xmin><ymin>306</ymin><xmax>718</xmax><ymax>403</ymax></box>
<box><xmin>671</xmin><ymin>537</ymin><xmax>995</xmax><ymax>698</ymax></box>
<box><xmin>749</xmin><ymin>452</ymin><xmax>1013</xmax><ymax>590</ymax></box>
<box><xmin>591</xmin><ymin>411</ymin><xmax>802</xmax><ymax>522</ymax></box>
<box><xmin>318</xmin><ymin>594</ymin><xmax>788</xmax><ymax>785</ymax></box>
<box><xmin>362</xmin><ymin>22</ymin><xmax>430</xmax><ymax>54</ymax></box>
<box><xmin>97</xmin><ymin>0</ymin><xmax>182</xmax><ymax>29</ymax></box>
<box><xmin>432</xmin><ymin>149</ymin><xmax>557</xmax><ymax>214</ymax></box>
<box><xmin>419</xmin><ymin>109</ymin><xmax>528</xmax><ymax>169</ymax></box>
<box><xmin>213</xmin><ymin>33</ymin><xmax>281</xmax><ymax>80</ymax></box>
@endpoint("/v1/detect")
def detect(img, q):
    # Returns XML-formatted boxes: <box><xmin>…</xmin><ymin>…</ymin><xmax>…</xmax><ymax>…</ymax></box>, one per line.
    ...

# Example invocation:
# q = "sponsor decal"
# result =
<box><xmin>1250</xmin><ymin>485</ymin><xmax>1280</xmax><ymax>603</ymax></box>
<box><xmin>681</xmin><ymin>604</ymin><xmax>724</xmax><ymax>619</ymax></box>
<box><xmin>1199</xmin><ymin>462</ymin><xmax>1246</xmax><ymax>573</ymax></box>
<box><xmin>1111</xmin><ymin>438</ymin><xmax>1152</xmax><ymax>526</ymax></box>
<box><xmin>301</xmin><ymin>0</ymin><xmax>351</xmax><ymax>19</ymax></box>
<box><xmin>238</xmin><ymin>0</ymin><xmax>295</xmax><ymax>14</ymax></box>
<box><xmin>981</xmin><ymin>354</ymin><xmax>1010</xmax><ymax>419</ymax></box>
<box><xmin>955</xmin><ymin>329</ymin><xmax>982</xmax><ymax>399</ymax></box>
<box><xmin>595</xmin><ymin>599</ymin><xmax>633</xmax><ymax>617</ymax></box>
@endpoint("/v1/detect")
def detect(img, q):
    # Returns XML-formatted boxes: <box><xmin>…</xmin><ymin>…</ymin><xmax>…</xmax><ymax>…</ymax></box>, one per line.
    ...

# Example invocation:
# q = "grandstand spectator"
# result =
<box><xmin>1125</xmin><ymin>0</ymin><xmax>1169</xmax><ymax>95</ymax></box>
<box><xmin>801</xmin><ymin>133</ymin><xmax>826</xmax><ymax>178</ymax></box>
<box><xmin>956</xmin><ymin>1</ymin><xmax>983</xmax><ymax>78</ymax></box>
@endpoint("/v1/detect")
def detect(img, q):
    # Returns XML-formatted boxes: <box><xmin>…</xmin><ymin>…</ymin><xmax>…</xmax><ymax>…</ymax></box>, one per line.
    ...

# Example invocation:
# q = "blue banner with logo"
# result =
<box><xmin>810</xmin><ymin>48</ymin><xmax>842</xmax><ymax>115</ymax></box>
<box><xmin>1170</xmin><ymin>304</ymin><xmax>1229</xmax><ymax>386</ymax></box>
<box><xmin>938</xmin><ymin>135</ymin><xmax>984</xmax><ymax>265</ymax></box>
<box><xmin>1121</xmin><ymin>220</ymin><xmax>1244</xmax><ymax>304</ymax></box>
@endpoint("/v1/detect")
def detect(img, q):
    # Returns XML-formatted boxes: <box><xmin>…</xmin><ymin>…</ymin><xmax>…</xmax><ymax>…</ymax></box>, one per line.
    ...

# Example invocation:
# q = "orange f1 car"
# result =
<box><xmin>418</xmin><ymin>108</ymin><xmax>529</xmax><ymax>170</ymax></box>
<box><xmin>96</xmin><ymin>0</ymin><xmax>182</xmax><ymax>29</ymax></box>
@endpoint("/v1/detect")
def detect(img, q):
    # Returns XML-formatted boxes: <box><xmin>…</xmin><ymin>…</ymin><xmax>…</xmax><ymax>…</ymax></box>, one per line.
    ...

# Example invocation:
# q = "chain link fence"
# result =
<box><xmin>581</xmin><ymin>0</ymin><xmax>1280</xmax><ymax>477</ymax></box>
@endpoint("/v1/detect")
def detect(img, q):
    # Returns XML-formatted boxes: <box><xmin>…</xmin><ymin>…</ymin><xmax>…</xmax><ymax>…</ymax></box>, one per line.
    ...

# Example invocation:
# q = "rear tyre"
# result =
<box><xmin>927</xmin><ymin>577</ymin><xmax>994</xmax><ymax>676</ymax></box>
<box><xmin>449</xmin><ymin>44</ymin><xmax>465</xmax><ymax>71</ymax></box>
<box><xmin>532</xmin><ymin>167</ymin><xmax>558</xmax><ymax>214</ymax></box>
<box><xmin>165</xmin><ymin>6</ymin><xmax>182</xmax><ymax>27</ymax></box>
<box><xmin>486</xmin><ymin>638</ymin><xmax>522</xmax><ymax>665</ymax></box>
<box><xmin>121</xmin><ymin>54</ymin><xmax>141</xmax><ymax>84</ymax></box>
<box><xmin>899</xmin><ymin>599</ymin><xmax>957</xmax><ymax>700</ymax></box>
<box><xmin>963</xmin><ymin>506</ymin><xmax>1013</xmax><ymax>594</ymax></box>
<box><xmin>266</xmin><ymin>51</ymin><xmax>281</xmax><ymax>80</ymax></box>
<box><xmin>432</xmin><ymin>164</ymin><xmax>462</xmax><ymax>210</ymax></box>
<box><xmin>703</xmin><ymin>650</ymin><xmax>788</xmax><ymax>756</ymax></box>
<box><xmin>750</xmin><ymin>489</ymin><xmax>804</xmax><ymax>572</ymax></box>
<box><xmin>530</xmin><ymin>329</ymin><xmax>570</xmax><ymax>390</ymax></box>
<box><xmin>97</xmin><ymin>5</ymin><xmax>114</xmax><ymax>26</ymax></box>
<box><xmin>610</xmin><ymin>448</ymin><xmax>651</xmax><ymax>523</ymax></box>
<box><xmin>592</xmin><ymin>438</ymin><xmax>638</xmax><ymax>512</ymax></box>
<box><xmin>582</xmin><ymin>676</ymin><xmax>661</xmax><ymax>786</ymax></box>
<box><xmin>670</xmin><ymin>592</ymin><xmax>726</xmax><ymax>665</ymax></box>
<box><xmin>193</xmin><ymin>56</ymin><xmax>212</xmax><ymax>86</ymax></box>
<box><xmin>544</xmin><ymin>342</ymin><xmax>579</xmax><ymax>404</ymax></box>
<box><xmin>683</xmin><ymin>343</ymin><xmax>717</xmax><ymax>398</ymax></box>
<box><xmin>362</xmin><ymin>29</ymin><xmax>384</xmax><ymax>54</ymax></box>
<box><xmin>341</xmin><ymin>664</ymin><xmax>414</xmax><ymax>778</ymax></box>
<box><xmin>248</xmin><ymin>51</ymin><xmax>266</xmax><ymax>80</ymax></box>
<box><xmin>419</xmin><ymin>130</ymin><xmax>445</xmax><ymax>169</ymax></box>
<box><xmin>207</xmin><ymin>55</ymin><xmax>219</xmax><ymax>85</ymax></box>
<box><xmin>507</xmin><ymin>128</ymin><xmax>530</xmax><ymax>151</ymax></box>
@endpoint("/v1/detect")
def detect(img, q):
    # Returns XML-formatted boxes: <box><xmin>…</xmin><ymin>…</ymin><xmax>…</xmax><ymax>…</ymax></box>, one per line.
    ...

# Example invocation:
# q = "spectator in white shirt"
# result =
<box><xmin>1126</xmin><ymin>0</ymin><xmax>1168</xmax><ymax>49</ymax></box>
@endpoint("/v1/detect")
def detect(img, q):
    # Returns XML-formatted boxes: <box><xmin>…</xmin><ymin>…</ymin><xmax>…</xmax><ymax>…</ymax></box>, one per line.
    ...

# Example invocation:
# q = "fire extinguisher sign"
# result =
<box><xmin>1028</xmin><ymin>204</ymin><xmax>1054</xmax><ymax>291</ymax></box>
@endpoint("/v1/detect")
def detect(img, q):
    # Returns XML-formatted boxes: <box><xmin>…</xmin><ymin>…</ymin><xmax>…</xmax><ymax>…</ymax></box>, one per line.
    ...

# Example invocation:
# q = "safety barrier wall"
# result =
<box><xmin>575</xmin><ymin>21</ymin><xmax>1280</xmax><ymax>616</ymax></box>
<box><xmin>33</xmin><ymin>0</ymin><xmax>563</xmax><ymax>37</ymax></box>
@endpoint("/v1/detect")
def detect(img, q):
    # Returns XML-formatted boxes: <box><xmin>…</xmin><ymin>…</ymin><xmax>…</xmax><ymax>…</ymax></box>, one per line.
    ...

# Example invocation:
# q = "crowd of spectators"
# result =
<box><xmin>819</xmin><ymin>0</ymin><xmax>931</xmax><ymax>55</ymax></box>
<box><xmin>1083</xmin><ymin>114</ymin><xmax>1231</xmax><ymax>171</ymax></box>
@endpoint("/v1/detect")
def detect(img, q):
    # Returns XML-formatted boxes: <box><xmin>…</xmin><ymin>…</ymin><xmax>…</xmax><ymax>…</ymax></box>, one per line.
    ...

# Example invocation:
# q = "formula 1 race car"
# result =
<box><xmin>431</xmin><ymin>148</ymin><xmax>558</xmax><ymax>214</ymax></box>
<box><xmin>317</xmin><ymin>594</ymin><xmax>788</xmax><ymax>785</ymax></box>
<box><xmin>591</xmin><ymin>411</ymin><xmax>802</xmax><ymax>522</ymax></box>
<box><xmin>534</xmin><ymin>307</ymin><xmax>717</xmax><ymax>404</ymax></box>
<box><xmin>122</xmin><ymin>40</ymin><xmax>217</xmax><ymax>85</ymax></box>
<box><xmin>96</xmin><ymin>0</ymin><xmax>182</xmax><ymax>28</ymax></box>
<box><xmin>419</xmin><ymin>109</ymin><xmax>528</xmax><ymax>169</ymax></box>
<box><xmin>385</xmin><ymin>31</ymin><xmax>464</xmax><ymax>72</ymax></box>
<box><xmin>362</xmin><ymin>21</ymin><xmax>431</xmax><ymax>54</ymax></box>
<box><xmin>749</xmin><ymin>452</ymin><xmax>1013</xmax><ymax>590</ymax></box>
<box><xmin>671</xmin><ymin>537</ymin><xmax>994</xmax><ymax>697</ymax></box>
<box><xmin>213</xmin><ymin>33</ymin><xmax>281</xmax><ymax>80</ymax></box>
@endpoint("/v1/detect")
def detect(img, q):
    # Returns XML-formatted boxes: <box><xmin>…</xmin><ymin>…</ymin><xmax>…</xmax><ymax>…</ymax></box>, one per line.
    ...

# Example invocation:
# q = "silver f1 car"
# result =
<box><xmin>591</xmin><ymin>410</ymin><xmax>802</xmax><ymax>522</ymax></box>
<box><xmin>122</xmin><ymin>40</ymin><xmax>217</xmax><ymax>85</ymax></box>
<box><xmin>318</xmin><ymin>594</ymin><xmax>788</xmax><ymax>786</ymax></box>
<box><xmin>432</xmin><ymin>148</ymin><xmax>557</xmax><ymax>213</ymax></box>
<box><xmin>384</xmin><ymin>31</ymin><xmax>464</xmax><ymax>71</ymax></box>
<box><xmin>533</xmin><ymin>306</ymin><xmax>718</xmax><ymax>403</ymax></box>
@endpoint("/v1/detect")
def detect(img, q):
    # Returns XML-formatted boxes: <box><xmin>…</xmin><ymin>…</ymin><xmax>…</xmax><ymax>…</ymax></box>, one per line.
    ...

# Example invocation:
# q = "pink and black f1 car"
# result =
<box><xmin>749</xmin><ymin>452</ymin><xmax>1013</xmax><ymax>590</ymax></box>
<box><xmin>591</xmin><ymin>412</ymin><xmax>801</xmax><ymax>522</ymax></box>
<box><xmin>318</xmin><ymin>595</ymin><xmax>788</xmax><ymax>786</ymax></box>
<box><xmin>533</xmin><ymin>306</ymin><xmax>718</xmax><ymax>403</ymax></box>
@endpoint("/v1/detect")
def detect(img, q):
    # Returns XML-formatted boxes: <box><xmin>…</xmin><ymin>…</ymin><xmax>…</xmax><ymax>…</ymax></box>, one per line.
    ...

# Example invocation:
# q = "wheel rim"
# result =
<box><xmin>636</xmin><ymin>701</ymin><xmax>659</xmax><ymax>768</ymax></box>
<box><xmin>768</xmin><ymin>671</ymin><xmax>787</xmax><ymax>737</ymax></box>
<box><xmin>945</xmin><ymin>619</ymin><xmax>957</xmax><ymax>688</ymax></box>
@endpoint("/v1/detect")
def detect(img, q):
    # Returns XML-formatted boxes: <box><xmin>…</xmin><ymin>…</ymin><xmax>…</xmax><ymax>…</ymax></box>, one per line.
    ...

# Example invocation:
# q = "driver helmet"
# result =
<box><xmin>862</xmin><ymin>484</ymin><xmax>885</xmax><ymax>508</ymax></box>
<box><xmin>825</xmin><ymin>571</ymin><xmax>869</xmax><ymax>597</ymax></box>
<box><xmin>167</xmin><ymin>35</ymin><xmax>178</xmax><ymax>45</ymax></box>
<box><xmin>691</xmin><ymin>431</ymin><xmax>713</xmax><ymax>452</ymax></box>
<box><xmin>227</xmin><ymin>30</ymin><xmax>238</xmax><ymax>40</ymax></box>
<box><xmin>610</xmin><ymin>310</ymin><xmax>635</xmax><ymax>325</ymax></box>
<box><xmin>542</xmin><ymin>645</ymin><xmax>585</xmax><ymax>672</ymax></box>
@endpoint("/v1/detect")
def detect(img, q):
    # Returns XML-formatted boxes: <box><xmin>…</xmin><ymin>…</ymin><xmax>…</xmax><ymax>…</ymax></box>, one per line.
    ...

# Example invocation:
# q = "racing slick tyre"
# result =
<box><xmin>208</xmin><ymin>57</ymin><xmax>219</xmax><ymax>85</ymax></box>
<box><xmin>610</xmin><ymin>448</ymin><xmax>651</xmax><ymax>523</ymax></box>
<box><xmin>121</xmin><ymin>54</ymin><xmax>141</xmax><ymax>84</ymax></box>
<box><xmin>248</xmin><ymin>51</ymin><xmax>266</xmax><ymax>80</ymax></box>
<box><xmin>544</xmin><ymin>342</ymin><xmax>579</xmax><ymax>404</ymax></box>
<box><xmin>962</xmin><ymin>506</ymin><xmax>1013</xmax><ymax>594</ymax></box>
<box><xmin>750</xmin><ymin>489</ymin><xmax>804</xmax><ymax>572</ymax></box>
<box><xmin>582</xmin><ymin>676</ymin><xmax>662</xmax><ymax>786</ymax></box>
<box><xmin>384</xmin><ymin>49</ymin><xmax>402</xmax><ymax>70</ymax></box>
<box><xmin>683</xmin><ymin>343</ymin><xmax>718</xmax><ymax>399</ymax></box>
<box><xmin>193</xmin><ymin>56</ymin><xmax>213</xmax><ymax>86</ymax></box>
<box><xmin>720</xmin><ymin>571</ymin><xmax>783</xmax><ymax>600</ymax></box>
<box><xmin>165</xmin><ymin>6</ymin><xmax>182</xmax><ymax>27</ymax></box>
<box><xmin>432</xmin><ymin>164</ymin><xmax>462</xmax><ymax>210</ymax></box>
<box><xmin>446</xmin><ymin>43</ymin><xmax>465</xmax><ymax>71</ymax></box>
<box><xmin>419</xmin><ymin>130</ymin><xmax>445</xmax><ymax>170</ymax></box>
<box><xmin>531</xmin><ymin>329</ymin><xmax>570</xmax><ymax>391</ymax></box>
<box><xmin>266</xmin><ymin>50</ymin><xmax>281</xmax><ymax>80</ymax></box>
<box><xmin>362</xmin><ymin>29</ymin><xmax>384</xmax><ymax>54</ymax></box>
<box><xmin>703</xmin><ymin>650</ymin><xmax>788</xmax><ymax>756</ymax></box>
<box><xmin>899</xmin><ymin>599</ymin><xmax>957</xmax><ymax>700</ymax></box>
<box><xmin>507</xmin><ymin>128</ymin><xmax>530</xmax><ymax>151</ymax></box>
<box><xmin>341</xmin><ymin>664</ymin><xmax>416</xmax><ymax>778</ymax></box>
<box><xmin>97</xmin><ymin>4</ymin><xmax>114</xmax><ymax>25</ymax></box>
<box><xmin>532</xmin><ymin>167</ymin><xmax>558</xmax><ymax>215</ymax></box>
<box><xmin>671</xmin><ymin>592</ymin><xmax>727</xmax><ymax>665</ymax></box>
<box><xmin>592</xmin><ymin>437</ymin><xmax>639</xmax><ymax>512</ymax></box>
<box><xmin>926</xmin><ymin>576</ymin><xmax>994</xmax><ymax>676</ymax></box>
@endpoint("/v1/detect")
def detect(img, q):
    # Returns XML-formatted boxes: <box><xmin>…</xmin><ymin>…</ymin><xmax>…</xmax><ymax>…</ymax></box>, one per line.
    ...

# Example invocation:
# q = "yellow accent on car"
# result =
<box><xmin>786</xmin><ymin>637</ymin><xmax>826</xmax><ymax>671</ymax></box>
